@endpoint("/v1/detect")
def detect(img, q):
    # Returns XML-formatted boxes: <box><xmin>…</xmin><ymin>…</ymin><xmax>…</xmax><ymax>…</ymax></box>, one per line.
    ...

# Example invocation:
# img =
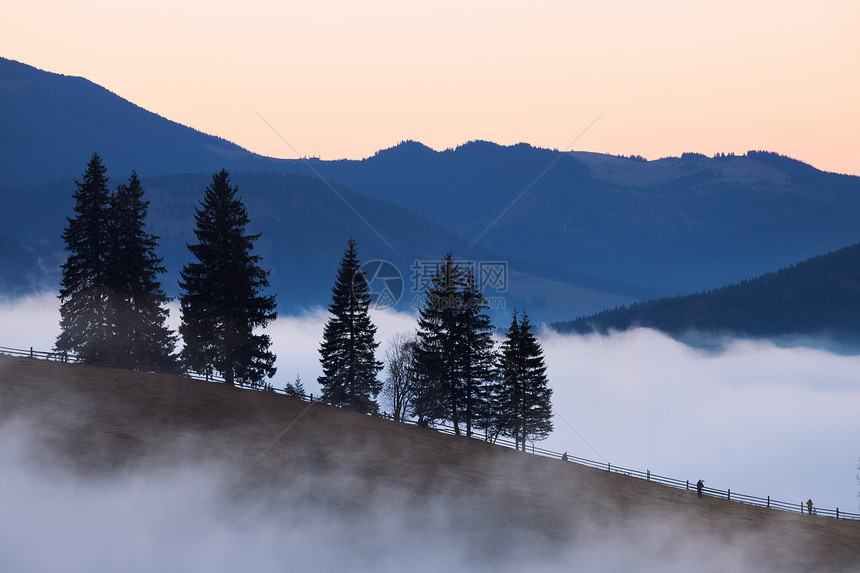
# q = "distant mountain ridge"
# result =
<box><xmin>5</xmin><ymin>56</ymin><xmax>860</xmax><ymax>324</ymax></box>
<box><xmin>277</xmin><ymin>143</ymin><xmax>860</xmax><ymax>297</ymax></box>
<box><xmin>0</xmin><ymin>58</ymin><xmax>255</xmax><ymax>185</ymax></box>
<box><xmin>552</xmin><ymin>241</ymin><xmax>860</xmax><ymax>346</ymax></box>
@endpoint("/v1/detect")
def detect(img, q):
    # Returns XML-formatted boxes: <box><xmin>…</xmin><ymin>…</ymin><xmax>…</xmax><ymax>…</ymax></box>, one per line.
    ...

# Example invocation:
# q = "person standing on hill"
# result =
<box><xmin>807</xmin><ymin>499</ymin><xmax>814</xmax><ymax>515</ymax></box>
<box><xmin>697</xmin><ymin>479</ymin><xmax>704</xmax><ymax>499</ymax></box>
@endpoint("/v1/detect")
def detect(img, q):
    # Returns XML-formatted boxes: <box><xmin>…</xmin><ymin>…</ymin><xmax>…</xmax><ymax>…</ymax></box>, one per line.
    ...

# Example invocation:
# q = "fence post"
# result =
<box><xmin>727</xmin><ymin>489</ymin><xmax>731</xmax><ymax>501</ymax></box>
<box><xmin>647</xmin><ymin>470</ymin><xmax>650</xmax><ymax>481</ymax></box>
<box><xmin>607</xmin><ymin>462</ymin><xmax>611</xmax><ymax>472</ymax></box>
<box><xmin>30</xmin><ymin>347</ymin><xmax>34</xmax><ymax>358</ymax></box>
<box><xmin>767</xmin><ymin>496</ymin><xmax>770</xmax><ymax>508</ymax></box>
<box><xmin>837</xmin><ymin>508</ymin><xmax>839</xmax><ymax>519</ymax></box>
<box><xmin>310</xmin><ymin>393</ymin><xmax>313</xmax><ymax>402</ymax></box>
<box><xmin>686</xmin><ymin>480</ymin><xmax>689</xmax><ymax>491</ymax></box>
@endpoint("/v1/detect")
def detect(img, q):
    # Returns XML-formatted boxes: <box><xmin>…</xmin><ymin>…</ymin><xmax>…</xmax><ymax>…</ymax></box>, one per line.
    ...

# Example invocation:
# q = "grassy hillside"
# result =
<box><xmin>1</xmin><ymin>354</ymin><xmax>858</xmax><ymax>570</ymax></box>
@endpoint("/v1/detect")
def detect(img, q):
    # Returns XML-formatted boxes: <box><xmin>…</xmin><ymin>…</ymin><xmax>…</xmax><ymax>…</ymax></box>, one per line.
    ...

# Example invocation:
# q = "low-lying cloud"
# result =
<box><xmin>540</xmin><ymin>327</ymin><xmax>860</xmax><ymax>513</ymax></box>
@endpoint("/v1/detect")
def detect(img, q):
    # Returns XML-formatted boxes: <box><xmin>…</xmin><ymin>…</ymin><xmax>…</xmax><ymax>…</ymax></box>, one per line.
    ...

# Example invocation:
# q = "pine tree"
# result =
<box><xmin>56</xmin><ymin>153</ymin><xmax>112</xmax><ymax>363</ymax></box>
<box><xmin>318</xmin><ymin>239</ymin><xmax>383</xmax><ymax>413</ymax></box>
<box><xmin>456</xmin><ymin>265</ymin><xmax>496</xmax><ymax>437</ymax></box>
<box><xmin>283</xmin><ymin>374</ymin><xmax>306</xmax><ymax>398</ymax></box>
<box><xmin>107</xmin><ymin>172</ymin><xmax>177</xmax><ymax>371</ymax></box>
<box><xmin>179</xmin><ymin>170</ymin><xmax>277</xmax><ymax>386</ymax></box>
<box><xmin>414</xmin><ymin>253</ymin><xmax>466</xmax><ymax>433</ymax></box>
<box><xmin>414</xmin><ymin>254</ymin><xmax>498</xmax><ymax>436</ymax></box>
<box><xmin>497</xmin><ymin>310</ymin><xmax>553</xmax><ymax>450</ymax></box>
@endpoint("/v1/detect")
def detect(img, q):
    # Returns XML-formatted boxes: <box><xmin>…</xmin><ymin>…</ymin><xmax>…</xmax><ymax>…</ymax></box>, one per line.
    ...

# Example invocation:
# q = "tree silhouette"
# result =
<box><xmin>414</xmin><ymin>253</ymin><xmax>497</xmax><ymax>436</ymax></box>
<box><xmin>106</xmin><ymin>172</ymin><xmax>176</xmax><ymax>371</ymax></box>
<box><xmin>179</xmin><ymin>169</ymin><xmax>277</xmax><ymax>386</ymax></box>
<box><xmin>414</xmin><ymin>253</ymin><xmax>465</xmax><ymax>431</ymax></box>
<box><xmin>496</xmin><ymin>310</ymin><xmax>552</xmax><ymax>450</ymax></box>
<box><xmin>57</xmin><ymin>156</ymin><xmax>177</xmax><ymax>368</ymax></box>
<box><xmin>456</xmin><ymin>264</ymin><xmax>496</xmax><ymax>437</ymax></box>
<box><xmin>57</xmin><ymin>153</ymin><xmax>112</xmax><ymax>363</ymax></box>
<box><xmin>318</xmin><ymin>238</ymin><xmax>383</xmax><ymax>413</ymax></box>
<box><xmin>283</xmin><ymin>374</ymin><xmax>306</xmax><ymax>398</ymax></box>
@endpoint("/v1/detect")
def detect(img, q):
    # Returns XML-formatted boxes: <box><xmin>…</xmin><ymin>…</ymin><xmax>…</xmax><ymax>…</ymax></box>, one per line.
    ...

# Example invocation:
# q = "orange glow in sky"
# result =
<box><xmin>2</xmin><ymin>0</ymin><xmax>859</xmax><ymax>174</ymax></box>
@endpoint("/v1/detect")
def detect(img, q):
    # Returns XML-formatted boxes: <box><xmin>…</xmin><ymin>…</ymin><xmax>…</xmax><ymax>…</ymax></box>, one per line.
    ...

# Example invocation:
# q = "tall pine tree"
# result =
<box><xmin>456</xmin><ymin>265</ymin><xmax>496</xmax><ymax>437</ymax></box>
<box><xmin>179</xmin><ymin>169</ymin><xmax>277</xmax><ymax>386</ymax></box>
<box><xmin>496</xmin><ymin>310</ymin><xmax>553</xmax><ymax>450</ymax></box>
<box><xmin>318</xmin><ymin>239</ymin><xmax>383</xmax><ymax>413</ymax></box>
<box><xmin>414</xmin><ymin>253</ymin><xmax>498</xmax><ymax>435</ymax></box>
<box><xmin>414</xmin><ymin>253</ymin><xmax>464</xmax><ymax>431</ymax></box>
<box><xmin>56</xmin><ymin>153</ymin><xmax>112</xmax><ymax>363</ymax></box>
<box><xmin>107</xmin><ymin>172</ymin><xmax>177</xmax><ymax>371</ymax></box>
<box><xmin>414</xmin><ymin>254</ymin><xmax>498</xmax><ymax>436</ymax></box>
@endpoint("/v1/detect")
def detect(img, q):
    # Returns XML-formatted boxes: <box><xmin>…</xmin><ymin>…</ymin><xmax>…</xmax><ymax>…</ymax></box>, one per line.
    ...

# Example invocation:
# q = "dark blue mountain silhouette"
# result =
<box><xmin>553</xmin><ymin>240</ymin><xmax>860</xmax><ymax>348</ymax></box>
<box><xmin>0</xmin><ymin>58</ymin><xmax>253</xmax><ymax>184</ymax></box>
<box><xmin>5</xmin><ymin>56</ymin><xmax>860</xmax><ymax>326</ymax></box>
<box><xmin>277</xmin><ymin>144</ymin><xmax>860</xmax><ymax>298</ymax></box>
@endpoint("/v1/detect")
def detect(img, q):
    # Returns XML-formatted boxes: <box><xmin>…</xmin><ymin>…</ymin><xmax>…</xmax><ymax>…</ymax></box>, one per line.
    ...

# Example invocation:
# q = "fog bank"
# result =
<box><xmin>541</xmin><ymin>327</ymin><xmax>860</xmax><ymax>512</ymax></box>
<box><xmin>0</xmin><ymin>419</ymin><xmax>762</xmax><ymax>573</ymax></box>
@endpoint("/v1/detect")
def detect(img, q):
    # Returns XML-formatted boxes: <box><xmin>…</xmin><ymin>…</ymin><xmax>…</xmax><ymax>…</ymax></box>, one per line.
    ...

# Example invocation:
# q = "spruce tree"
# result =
<box><xmin>318</xmin><ymin>238</ymin><xmax>383</xmax><ymax>413</ymax></box>
<box><xmin>283</xmin><ymin>374</ymin><xmax>306</xmax><ymax>398</ymax></box>
<box><xmin>107</xmin><ymin>172</ymin><xmax>177</xmax><ymax>371</ymax></box>
<box><xmin>179</xmin><ymin>170</ymin><xmax>277</xmax><ymax>386</ymax></box>
<box><xmin>497</xmin><ymin>310</ymin><xmax>553</xmax><ymax>450</ymax></box>
<box><xmin>56</xmin><ymin>153</ymin><xmax>112</xmax><ymax>363</ymax></box>
<box><xmin>414</xmin><ymin>254</ymin><xmax>498</xmax><ymax>436</ymax></box>
<box><xmin>414</xmin><ymin>253</ymin><xmax>466</xmax><ymax>433</ymax></box>
<box><xmin>456</xmin><ymin>265</ymin><xmax>496</xmax><ymax>437</ymax></box>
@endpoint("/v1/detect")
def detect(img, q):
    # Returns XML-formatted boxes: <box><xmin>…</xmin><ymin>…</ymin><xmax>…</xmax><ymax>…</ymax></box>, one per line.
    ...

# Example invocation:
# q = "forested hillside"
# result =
<box><xmin>553</xmin><ymin>241</ymin><xmax>860</xmax><ymax>345</ymax></box>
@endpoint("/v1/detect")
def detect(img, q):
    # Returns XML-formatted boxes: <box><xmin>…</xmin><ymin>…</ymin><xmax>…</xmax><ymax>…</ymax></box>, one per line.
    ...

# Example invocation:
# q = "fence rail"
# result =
<box><xmin>2</xmin><ymin>344</ymin><xmax>858</xmax><ymax>522</ymax></box>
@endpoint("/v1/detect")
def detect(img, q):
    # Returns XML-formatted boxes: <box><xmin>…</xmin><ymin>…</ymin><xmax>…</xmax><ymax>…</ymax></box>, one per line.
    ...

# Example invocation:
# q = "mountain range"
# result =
<box><xmin>3</xmin><ymin>56</ymin><xmax>860</xmax><ymax>326</ymax></box>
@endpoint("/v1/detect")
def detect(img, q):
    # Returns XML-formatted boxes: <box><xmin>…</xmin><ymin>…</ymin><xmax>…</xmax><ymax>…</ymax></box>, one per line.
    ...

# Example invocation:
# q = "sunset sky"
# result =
<box><xmin>3</xmin><ymin>0</ymin><xmax>859</xmax><ymax>174</ymax></box>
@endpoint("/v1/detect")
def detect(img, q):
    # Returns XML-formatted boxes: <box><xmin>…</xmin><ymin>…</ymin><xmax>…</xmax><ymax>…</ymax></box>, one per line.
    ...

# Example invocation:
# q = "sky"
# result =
<box><xmin>2</xmin><ymin>293</ymin><xmax>859</xmax><ymax>514</ymax></box>
<box><xmin>2</xmin><ymin>0</ymin><xmax>860</xmax><ymax>175</ymax></box>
